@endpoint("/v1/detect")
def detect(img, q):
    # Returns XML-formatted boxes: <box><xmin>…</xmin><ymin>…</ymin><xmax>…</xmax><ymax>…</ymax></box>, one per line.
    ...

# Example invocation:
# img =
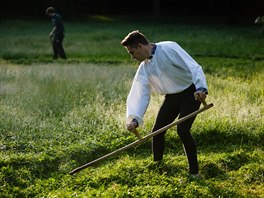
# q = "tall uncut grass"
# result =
<box><xmin>0</xmin><ymin>18</ymin><xmax>264</xmax><ymax>197</ymax></box>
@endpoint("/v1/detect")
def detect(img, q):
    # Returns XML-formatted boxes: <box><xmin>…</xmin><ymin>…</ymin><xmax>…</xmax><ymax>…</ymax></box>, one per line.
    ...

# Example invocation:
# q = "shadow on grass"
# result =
<box><xmin>198</xmin><ymin>57</ymin><xmax>264</xmax><ymax>79</ymax></box>
<box><xmin>195</xmin><ymin>129</ymin><xmax>263</xmax><ymax>147</ymax></box>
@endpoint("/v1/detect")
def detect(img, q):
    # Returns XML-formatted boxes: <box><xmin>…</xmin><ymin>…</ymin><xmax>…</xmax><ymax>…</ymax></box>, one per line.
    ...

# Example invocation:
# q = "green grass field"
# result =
<box><xmin>0</xmin><ymin>17</ymin><xmax>264</xmax><ymax>197</ymax></box>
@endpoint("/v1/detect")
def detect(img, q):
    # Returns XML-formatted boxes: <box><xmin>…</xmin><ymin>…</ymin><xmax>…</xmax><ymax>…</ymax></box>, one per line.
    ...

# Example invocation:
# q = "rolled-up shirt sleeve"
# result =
<box><xmin>126</xmin><ymin>66</ymin><xmax>151</xmax><ymax>126</ymax></box>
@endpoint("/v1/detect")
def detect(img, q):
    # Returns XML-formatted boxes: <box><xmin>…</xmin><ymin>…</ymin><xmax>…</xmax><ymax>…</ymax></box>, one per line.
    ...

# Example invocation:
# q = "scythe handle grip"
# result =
<box><xmin>132</xmin><ymin>129</ymin><xmax>142</xmax><ymax>140</ymax></box>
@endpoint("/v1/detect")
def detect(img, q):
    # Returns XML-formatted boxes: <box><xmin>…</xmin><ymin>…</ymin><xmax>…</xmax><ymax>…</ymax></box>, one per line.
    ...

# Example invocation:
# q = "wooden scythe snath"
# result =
<box><xmin>69</xmin><ymin>102</ymin><xmax>214</xmax><ymax>175</ymax></box>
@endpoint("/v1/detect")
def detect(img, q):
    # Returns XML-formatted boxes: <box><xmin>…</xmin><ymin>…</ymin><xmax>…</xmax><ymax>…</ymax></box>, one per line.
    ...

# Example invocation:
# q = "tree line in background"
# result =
<box><xmin>1</xmin><ymin>0</ymin><xmax>263</xmax><ymax>24</ymax></box>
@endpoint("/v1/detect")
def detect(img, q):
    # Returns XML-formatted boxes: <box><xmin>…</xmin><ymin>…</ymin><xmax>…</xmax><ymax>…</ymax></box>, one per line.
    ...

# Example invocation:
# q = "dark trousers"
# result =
<box><xmin>52</xmin><ymin>33</ymin><xmax>66</xmax><ymax>59</ymax></box>
<box><xmin>151</xmin><ymin>84</ymin><xmax>200</xmax><ymax>174</ymax></box>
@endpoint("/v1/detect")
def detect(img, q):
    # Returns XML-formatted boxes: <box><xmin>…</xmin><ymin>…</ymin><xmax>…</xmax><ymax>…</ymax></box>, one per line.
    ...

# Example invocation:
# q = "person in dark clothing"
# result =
<box><xmin>46</xmin><ymin>7</ymin><xmax>66</xmax><ymax>59</ymax></box>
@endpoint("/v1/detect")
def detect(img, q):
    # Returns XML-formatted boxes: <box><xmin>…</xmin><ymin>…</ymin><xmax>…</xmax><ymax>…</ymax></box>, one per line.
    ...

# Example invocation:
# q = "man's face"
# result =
<box><xmin>125</xmin><ymin>44</ymin><xmax>146</xmax><ymax>62</ymax></box>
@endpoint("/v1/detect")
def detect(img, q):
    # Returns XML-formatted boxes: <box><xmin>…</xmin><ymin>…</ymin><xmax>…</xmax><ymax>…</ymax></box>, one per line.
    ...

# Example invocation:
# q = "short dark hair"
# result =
<box><xmin>121</xmin><ymin>30</ymin><xmax>150</xmax><ymax>48</ymax></box>
<box><xmin>46</xmin><ymin>7</ymin><xmax>55</xmax><ymax>15</ymax></box>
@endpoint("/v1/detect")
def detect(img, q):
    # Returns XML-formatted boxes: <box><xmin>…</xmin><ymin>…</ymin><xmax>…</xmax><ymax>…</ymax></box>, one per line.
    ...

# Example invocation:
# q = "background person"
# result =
<box><xmin>46</xmin><ymin>7</ymin><xmax>66</xmax><ymax>59</ymax></box>
<box><xmin>121</xmin><ymin>30</ymin><xmax>208</xmax><ymax>176</ymax></box>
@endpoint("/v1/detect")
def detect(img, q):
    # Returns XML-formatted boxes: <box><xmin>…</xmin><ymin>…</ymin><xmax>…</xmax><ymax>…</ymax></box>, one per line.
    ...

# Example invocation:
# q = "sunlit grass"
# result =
<box><xmin>1</xmin><ymin>59</ymin><xmax>264</xmax><ymax>197</ymax></box>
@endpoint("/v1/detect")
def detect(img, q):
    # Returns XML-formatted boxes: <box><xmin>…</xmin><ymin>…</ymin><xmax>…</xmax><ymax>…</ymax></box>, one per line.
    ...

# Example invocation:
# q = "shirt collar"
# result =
<box><xmin>148</xmin><ymin>44</ymin><xmax>157</xmax><ymax>59</ymax></box>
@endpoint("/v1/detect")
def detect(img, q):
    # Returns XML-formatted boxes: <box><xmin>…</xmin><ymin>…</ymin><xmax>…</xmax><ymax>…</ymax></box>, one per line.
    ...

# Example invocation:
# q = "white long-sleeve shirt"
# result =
<box><xmin>126</xmin><ymin>41</ymin><xmax>208</xmax><ymax>125</ymax></box>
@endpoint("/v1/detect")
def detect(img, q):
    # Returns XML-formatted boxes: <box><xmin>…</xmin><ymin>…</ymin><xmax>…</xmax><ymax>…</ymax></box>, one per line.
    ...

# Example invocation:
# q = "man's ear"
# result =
<box><xmin>137</xmin><ymin>43</ymin><xmax>143</xmax><ymax>49</ymax></box>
